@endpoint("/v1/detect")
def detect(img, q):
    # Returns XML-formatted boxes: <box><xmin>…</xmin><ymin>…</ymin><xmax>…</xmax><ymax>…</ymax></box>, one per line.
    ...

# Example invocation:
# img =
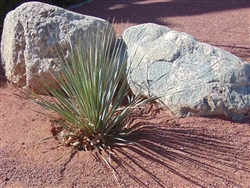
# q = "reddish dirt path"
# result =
<box><xmin>72</xmin><ymin>0</ymin><xmax>250</xmax><ymax>62</ymax></box>
<box><xmin>0</xmin><ymin>84</ymin><xmax>250</xmax><ymax>187</ymax></box>
<box><xmin>0</xmin><ymin>1</ymin><xmax>250</xmax><ymax>187</ymax></box>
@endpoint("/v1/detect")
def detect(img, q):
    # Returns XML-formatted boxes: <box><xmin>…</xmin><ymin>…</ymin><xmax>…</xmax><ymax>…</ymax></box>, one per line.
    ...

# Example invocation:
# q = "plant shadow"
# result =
<box><xmin>110</xmin><ymin>112</ymin><xmax>250</xmax><ymax>187</ymax></box>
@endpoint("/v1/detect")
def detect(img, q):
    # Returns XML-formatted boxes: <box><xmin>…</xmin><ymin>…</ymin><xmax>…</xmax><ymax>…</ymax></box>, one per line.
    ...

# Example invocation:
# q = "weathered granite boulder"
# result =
<box><xmin>1</xmin><ymin>2</ymin><xmax>115</xmax><ymax>93</ymax></box>
<box><xmin>123</xmin><ymin>23</ymin><xmax>250</xmax><ymax>121</ymax></box>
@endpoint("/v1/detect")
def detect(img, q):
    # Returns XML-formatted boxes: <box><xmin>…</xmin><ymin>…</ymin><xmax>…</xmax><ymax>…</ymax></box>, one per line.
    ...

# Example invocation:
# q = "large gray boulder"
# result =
<box><xmin>123</xmin><ymin>23</ymin><xmax>250</xmax><ymax>121</ymax></box>
<box><xmin>1</xmin><ymin>2</ymin><xmax>115</xmax><ymax>93</ymax></box>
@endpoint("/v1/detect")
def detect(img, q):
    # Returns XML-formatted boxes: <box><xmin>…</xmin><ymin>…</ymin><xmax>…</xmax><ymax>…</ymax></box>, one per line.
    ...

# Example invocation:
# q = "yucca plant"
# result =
<box><xmin>24</xmin><ymin>24</ymin><xmax>152</xmax><ymax>155</ymax></box>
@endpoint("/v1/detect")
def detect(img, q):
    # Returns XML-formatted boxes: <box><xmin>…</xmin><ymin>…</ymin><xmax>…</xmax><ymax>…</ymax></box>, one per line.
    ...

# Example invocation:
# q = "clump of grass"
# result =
<box><xmin>24</xmin><ymin>24</ymin><xmax>152</xmax><ymax>155</ymax></box>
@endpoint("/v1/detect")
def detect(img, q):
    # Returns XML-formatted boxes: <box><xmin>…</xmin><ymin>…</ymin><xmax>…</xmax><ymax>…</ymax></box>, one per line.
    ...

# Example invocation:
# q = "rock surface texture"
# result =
<box><xmin>123</xmin><ymin>23</ymin><xmax>250</xmax><ymax>121</ymax></box>
<box><xmin>1</xmin><ymin>2</ymin><xmax>114</xmax><ymax>93</ymax></box>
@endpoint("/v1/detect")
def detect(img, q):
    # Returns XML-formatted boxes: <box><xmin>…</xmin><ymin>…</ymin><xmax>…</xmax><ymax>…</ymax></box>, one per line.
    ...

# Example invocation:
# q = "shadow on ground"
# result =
<box><xmin>110</xmin><ymin>113</ymin><xmax>250</xmax><ymax>187</ymax></box>
<box><xmin>0</xmin><ymin>52</ymin><xmax>6</xmax><ymax>85</ymax></box>
<box><xmin>72</xmin><ymin>0</ymin><xmax>250</xmax><ymax>62</ymax></box>
<box><xmin>73</xmin><ymin>0</ymin><xmax>250</xmax><ymax>25</ymax></box>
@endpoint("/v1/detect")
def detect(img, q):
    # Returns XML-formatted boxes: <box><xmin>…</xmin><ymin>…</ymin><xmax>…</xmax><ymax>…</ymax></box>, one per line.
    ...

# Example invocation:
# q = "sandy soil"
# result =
<box><xmin>0</xmin><ymin>84</ymin><xmax>250</xmax><ymax>188</ymax></box>
<box><xmin>0</xmin><ymin>0</ymin><xmax>250</xmax><ymax>187</ymax></box>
